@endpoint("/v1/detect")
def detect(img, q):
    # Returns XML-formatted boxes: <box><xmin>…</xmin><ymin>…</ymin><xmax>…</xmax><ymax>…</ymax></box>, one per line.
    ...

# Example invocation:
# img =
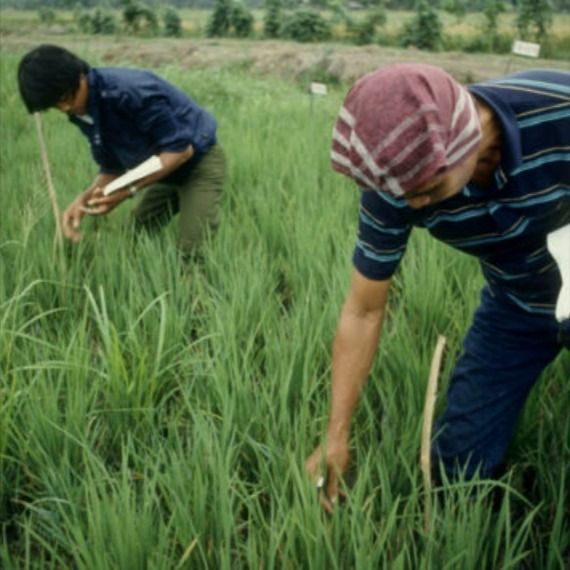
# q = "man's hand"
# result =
<box><xmin>305</xmin><ymin>439</ymin><xmax>350</xmax><ymax>513</ymax></box>
<box><xmin>62</xmin><ymin>191</ymin><xmax>93</xmax><ymax>242</ymax></box>
<box><xmin>84</xmin><ymin>186</ymin><xmax>132</xmax><ymax>216</ymax></box>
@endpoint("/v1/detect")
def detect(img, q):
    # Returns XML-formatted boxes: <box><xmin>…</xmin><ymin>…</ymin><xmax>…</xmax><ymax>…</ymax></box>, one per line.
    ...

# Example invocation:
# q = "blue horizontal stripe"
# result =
<box><xmin>448</xmin><ymin>219</ymin><xmax>530</xmax><ymax>248</ymax></box>
<box><xmin>360</xmin><ymin>211</ymin><xmax>408</xmax><ymax>236</ymax></box>
<box><xmin>499</xmin><ymin>188</ymin><xmax>570</xmax><ymax>209</ymax></box>
<box><xmin>518</xmin><ymin>109</ymin><xmax>570</xmax><ymax>128</ymax></box>
<box><xmin>356</xmin><ymin>240</ymin><xmax>404</xmax><ymax>263</ymax></box>
<box><xmin>504</xmin><ymin>292</ymin><xmax>556</xmax><ymax>316</ymax></box>
<box><xmin>511</xmin><ymin>153</ymin><xmax>570</xmax><ymax>175</ymax></box>
<box><xmin>482</xmin><ymin>262</ymin><xmax>556</xmax><ymax>281</ymax></box>
<box><xmin>373</xmin><ymin>190</ymin><xmax>408</xmax><ymax>209</ymax></box>
<box><xmin>494</xmin><ymin>78</ymin><xmax>570</xmax><ymax>96</ymax></box>
<box><xmin>424</xmin><ymin>207</ymin><xmax>490</xmax><ymax>228</ymax></box>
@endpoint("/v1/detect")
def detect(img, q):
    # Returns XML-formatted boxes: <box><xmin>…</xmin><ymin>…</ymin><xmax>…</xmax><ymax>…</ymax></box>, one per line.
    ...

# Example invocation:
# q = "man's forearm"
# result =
<box><xmin>327</xmin><ymin>305</ymin><xmax>384</xmax><ymax>441</ymax></box>
<box><xmin>82</xmin><ymin>172</ymin><xmax>118</xmax><ymax>197</ymax></box>
<box><xmin>132</xmin><ymin>146</ymin><xmax>194</xmax><ymax>191</ymax></box>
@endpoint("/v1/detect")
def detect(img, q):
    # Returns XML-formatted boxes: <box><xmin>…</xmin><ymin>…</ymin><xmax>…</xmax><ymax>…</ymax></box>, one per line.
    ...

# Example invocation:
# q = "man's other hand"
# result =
<box><xmin>62</xmin><ymin>192</ymin><xmax>92</xmax><ymax>242</ymax></box>
<box><xmin>84</xmin><ymin>186</ymin><xmax>131</xmax><ymax>216</ymax></box>
<box><xmin>305</xmin><ymin>440</ymin><xmax>349</xmax><ymax>513</ymax></box>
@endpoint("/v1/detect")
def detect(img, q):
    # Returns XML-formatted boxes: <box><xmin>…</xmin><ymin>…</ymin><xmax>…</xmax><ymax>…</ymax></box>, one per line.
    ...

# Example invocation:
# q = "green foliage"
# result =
<box><xmin>163</xmin><ymin>7</ymin><xmax>182</xmax><ymax>37</ymax></box>
<box><xmin>207</xmin><ymin>0</ymin><xmax>233</xmax><ymax>37</ymax></box>
<box><xmin>264</xmin><ymin>0</ymin><xmax>282</xmax><ymax>39</ymax></box>
<box><xmin>231</xmin><ymin>2</ymin><xmax>254</xmax><ymax>38</ymax></box>
<box><xmin>482</xmin><ymin>0</ymin><xmax>506</xmax><ymax>51</ymax></box>
<box><xmin>91</xmin><ymin>9</ymin><xmax>117</xmax><ymax>35</ymax></box>
<box><xmin>38</xmin><ymin>7</ymin><xmax>56</xmax><ymax>24</ymax></box>
<box><xmin>280</xmin><ymin>10</ymin><xmax>331</xmax><ymax>43</ymax></box>
<box><xmin>442</xmin><ymin>0</ymin><xmax>467</xmax><ymax>22</ymax></box>
<box><xmin>122</xmin><ymin>1</ymin><xmax>159</xmax><ymax>36</ymax></box>
<box><xmin>401</xmin><ymin>0</ymin><xmax>443</xmax><ymax>51</ymax></box>
<box><xmin>348</xmin><ymin>7</ymin><xmax>387</xmax><ymax>45</ymax></box>
<box><xmin>516</xmin><ymin>0</ymin><xmax>553</xmax><ymax>41</ymax></box>
<box><xmin>1</xmin><ymin>50</ymin><xmax>570</xmax><ymax>570</ymax></box>
<box><xmin>74</xmin><ymin>9</ymin><xmax>117</xmax><ymax>35</ymax></box>
<box><xmin>460</xmin><ymin>31</ymin><xmax>513</xmax><ymax>54</ymax></box>
<box><xmin>207</xmin><ymin>0</ymin><xmax>254</xmax><ymax>38</ymax></box>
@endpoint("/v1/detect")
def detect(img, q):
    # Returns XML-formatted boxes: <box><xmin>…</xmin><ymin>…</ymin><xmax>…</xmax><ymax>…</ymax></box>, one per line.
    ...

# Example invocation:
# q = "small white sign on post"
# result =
<box><xmin>512</xmin><ymin>40</ymin><xmax>541</xmax><ymax>58</ymax></box>
<box><xmin>310</xmin><ymin>82</ymin><xmax>328</xmax><ymax>96</ymax></box>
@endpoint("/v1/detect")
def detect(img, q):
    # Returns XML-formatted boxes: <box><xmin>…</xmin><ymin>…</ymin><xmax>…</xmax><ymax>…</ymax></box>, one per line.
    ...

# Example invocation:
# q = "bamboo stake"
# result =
<box><xmin>34</xmin><ymin>112</ymin><xmax>64</xmax><ymax>252</ymax></box>
<box><xmin>421</xmin><ymin>334</ymin><xmax>447</xmax><ymax>533</ymax></box>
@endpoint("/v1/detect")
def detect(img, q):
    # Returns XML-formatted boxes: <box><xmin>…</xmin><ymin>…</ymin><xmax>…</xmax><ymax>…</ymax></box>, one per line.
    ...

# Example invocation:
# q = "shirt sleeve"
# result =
<box><xmin>353</xmin><ymin>189</ymin><xmax>412</xmax><ymax>280</ymax></box>
<box><xmin>92</xmin><ymin>144</ymin><xmax>124</xmax><ymax>175</ymax></box>
<box><xmin>124</xmin><ymin>84</ymin><xmax>217</xmax><ymax>156</ymax></box>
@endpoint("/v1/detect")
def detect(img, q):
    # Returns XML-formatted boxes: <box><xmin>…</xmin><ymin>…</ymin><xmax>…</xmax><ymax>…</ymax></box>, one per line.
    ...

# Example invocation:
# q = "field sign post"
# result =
<box><xmin>309</xmin><ymin>81</ymin><xmax>327</xmax><ymax>115</ymax></box>
<box><xmin>309</xmin><ymin>82</ymin><xmax>327</xmax><ymax>145</ymax></box>
<box><xmin>309</xmin><ymin>82</ymin><xmax>328</xmax><ymax>97</ymax></box>
<box><xmin>505</xmin><ymin>40</ymin><xmax>540</xmax><ymax>74</ymax></box>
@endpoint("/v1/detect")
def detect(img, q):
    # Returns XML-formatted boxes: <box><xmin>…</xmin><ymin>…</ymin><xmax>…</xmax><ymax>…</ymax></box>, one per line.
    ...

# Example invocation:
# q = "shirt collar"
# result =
<box><xmin>467</xmin><ymin>83</ymin><xmax>523</xmax><ymax>179</ymax></box>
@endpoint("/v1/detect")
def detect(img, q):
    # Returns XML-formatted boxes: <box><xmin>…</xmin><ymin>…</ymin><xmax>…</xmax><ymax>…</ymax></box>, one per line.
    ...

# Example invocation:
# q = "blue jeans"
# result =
<box><xmin>433</xmin><ymin>287</ymin><xmax>570</xmax><ymax>480</ymax></box>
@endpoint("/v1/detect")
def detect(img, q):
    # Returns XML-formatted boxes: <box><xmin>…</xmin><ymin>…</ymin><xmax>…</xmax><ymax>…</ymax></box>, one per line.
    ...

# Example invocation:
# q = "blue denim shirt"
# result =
<box><xmin>69</xmin><ymin>67</ymin><xmax>217</xmax><ymax>183</ymax></box>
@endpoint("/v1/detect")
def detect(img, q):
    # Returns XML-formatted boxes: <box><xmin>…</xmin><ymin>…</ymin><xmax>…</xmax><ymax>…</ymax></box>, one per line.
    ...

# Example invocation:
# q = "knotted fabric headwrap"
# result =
<box><xmin>331</xmin><ymin>63</ymin><xmax>481</xmax><ymax>196</ymax></box>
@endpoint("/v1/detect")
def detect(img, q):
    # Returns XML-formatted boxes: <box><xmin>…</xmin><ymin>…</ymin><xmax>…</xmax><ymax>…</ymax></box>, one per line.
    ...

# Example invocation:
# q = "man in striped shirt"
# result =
<box><xmin>305</xmin><ymin>64</ymin><xmax>569</xmax><ymax>510</ymax></box>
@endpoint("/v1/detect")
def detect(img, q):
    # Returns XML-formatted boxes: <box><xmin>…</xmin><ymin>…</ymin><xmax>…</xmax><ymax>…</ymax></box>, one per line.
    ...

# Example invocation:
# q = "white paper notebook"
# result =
<box><xmin>103</xmin><ymin>155</ymin><xmax>163</xmax><ymax>196</ymax></box>
<box><xmin>547</xmin><ymin>224</ymin><xmax>570</xmax><ymax>322</ymax></box>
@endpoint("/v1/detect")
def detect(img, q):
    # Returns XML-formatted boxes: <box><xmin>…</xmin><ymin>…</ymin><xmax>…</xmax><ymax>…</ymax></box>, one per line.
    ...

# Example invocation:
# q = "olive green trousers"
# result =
<box><xmin>132</xmin><ymin>144</ymin><xmax>226</xmax><ymax>253</ymax></box>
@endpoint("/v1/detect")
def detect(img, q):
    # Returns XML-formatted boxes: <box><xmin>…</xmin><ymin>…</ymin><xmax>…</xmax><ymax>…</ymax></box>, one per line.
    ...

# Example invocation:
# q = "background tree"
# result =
<box><xmin>483</xmin><ymin>0</ymin><xmax>505</xmax><ymax>50</ymax></box>
<box><xmin>516</xmin><ymin>0</ymin><xmax>553</xmax><ymax>42</ymax></box>
<box><xmin>401</xmin><ymin>0</ymin><xmax>443</xmax><ymax>51</ymax></box>
<box><xmin>443</xmin><ymin>0</ymin><xmax>467</xmax><ymax>22</ymax></box>
<box><xmin>122</xmin><ymin>1</ymin><xmax>159</xmax><ymax>35</ymax></box>
<box><xmin>91</xmin><ymin>9</ymin><xmax>117</xmax><ymax>34</ymax></box>
<box><xmin>280</xmin><ymin>10</ymin><xmax>331</xmax><ymax>42</ymax></box>
<box><xmin>264</xmin><ymin>0</ymin><xmax>282</xmax><ymax>39</ymax></box>
<box><xmin>207</xmin><ymin>0</ymin><xmax>233</xmax><ymax>36</ymax></box>
<box><xmin>163</xmin><ymin>7</ymin><xmax>182</xmax><ymax>36</ymax></box>
<box><xmin>38</xmin><ymin>7</ymin><xmax>56</xmax><ymax>24</ymax></box>
<box><xmin>231</xmin><ymin>1</ymin><xmax>254</xmax><ymax>37</ymax></box>
<box><xmin>348</xmin><ymin>6</ymin><xmax>387</xmax><ymax>45</ymax></box>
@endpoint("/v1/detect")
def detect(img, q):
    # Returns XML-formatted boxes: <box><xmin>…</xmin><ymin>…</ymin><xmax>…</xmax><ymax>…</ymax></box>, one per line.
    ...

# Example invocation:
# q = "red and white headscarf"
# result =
<box><xmin>331</xmin><ymin>63</ymin><xmax>481</xmax><ymax>196</ymax></box>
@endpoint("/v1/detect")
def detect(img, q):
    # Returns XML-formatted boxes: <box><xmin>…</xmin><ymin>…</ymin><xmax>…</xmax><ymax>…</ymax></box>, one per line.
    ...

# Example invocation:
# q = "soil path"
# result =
<box><xmin>2</xmin><ymin>34</ymin><xmax>569</xmax><ymax>84</ymax></box>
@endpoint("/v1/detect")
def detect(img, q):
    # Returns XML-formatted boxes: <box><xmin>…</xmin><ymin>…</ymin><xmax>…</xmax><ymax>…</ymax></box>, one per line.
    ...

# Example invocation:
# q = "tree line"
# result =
<box><xmin>3</xmin><ymin>0</ymin><xmax>570</xmax><ymax>12</ymax></box>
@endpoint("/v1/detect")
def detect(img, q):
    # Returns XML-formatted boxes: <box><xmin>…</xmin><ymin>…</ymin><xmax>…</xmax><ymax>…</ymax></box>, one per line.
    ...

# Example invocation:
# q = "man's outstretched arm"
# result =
<box><xmin>305</xmin><ymin>268</ymin><xmax>391</xmax><ymax>512</ymax></box>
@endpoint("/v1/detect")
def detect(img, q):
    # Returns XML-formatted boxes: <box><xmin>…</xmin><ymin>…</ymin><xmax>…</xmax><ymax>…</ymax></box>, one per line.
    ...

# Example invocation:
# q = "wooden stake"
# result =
<box><xmin>421</xmin><ymin>334</ymin><xmax>447</xmax><ymax>533</ymax></box>
<box><xmin>34</xmin><ymin>112</ymin><xmax>64</xmax><ymax>251</ymax></box>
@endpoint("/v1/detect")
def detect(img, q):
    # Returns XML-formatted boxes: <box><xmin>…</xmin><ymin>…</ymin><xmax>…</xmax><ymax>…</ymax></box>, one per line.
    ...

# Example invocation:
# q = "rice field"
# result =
<box><xmin>0</xmin><ymin>43</ymin><xmax>569</xmax><ymax>569</ymax></box>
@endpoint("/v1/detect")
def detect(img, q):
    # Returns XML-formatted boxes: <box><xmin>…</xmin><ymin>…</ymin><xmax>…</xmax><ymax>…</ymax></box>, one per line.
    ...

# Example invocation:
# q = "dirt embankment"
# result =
<box><xmin>3</xmin><ymin>34</ymin><xmax>569</xmax><ymax>85</ymax></box>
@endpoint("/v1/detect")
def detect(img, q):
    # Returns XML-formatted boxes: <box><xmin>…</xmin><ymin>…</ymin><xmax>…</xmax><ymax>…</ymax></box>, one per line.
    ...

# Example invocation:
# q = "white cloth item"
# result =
<box><xmin>547</xmin><ymin>224</ymin><xmax>570</xmax><ymax>322</ymax></box>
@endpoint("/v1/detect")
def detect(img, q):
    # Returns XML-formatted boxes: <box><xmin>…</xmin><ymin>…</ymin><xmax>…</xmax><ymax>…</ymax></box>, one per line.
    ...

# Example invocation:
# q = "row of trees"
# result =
<box><xmin>39</xmin><ymin>1</ymin><xmax>184</xmax><ymax>36</ymax></box>
<box><xmin>34</xmin><ymin>0</ymin><xmax>556</xmax><ymax>51</ymax></box>
<box><xmin>5</xmin><ymin>0</ymin><xmax>570</xmax><ymax>11</ymax></box>
<box><xmin>206</xmin><ymin>0</ymin><xmax>553</xmax><ymax>48</ymax></box>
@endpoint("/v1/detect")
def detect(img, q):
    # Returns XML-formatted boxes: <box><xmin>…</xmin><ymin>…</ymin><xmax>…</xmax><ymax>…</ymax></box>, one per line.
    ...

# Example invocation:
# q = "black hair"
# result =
<box><xmin>17</xmin><ymin>44</ymin><xmax>90</xmax><ymax>113</ymax></box>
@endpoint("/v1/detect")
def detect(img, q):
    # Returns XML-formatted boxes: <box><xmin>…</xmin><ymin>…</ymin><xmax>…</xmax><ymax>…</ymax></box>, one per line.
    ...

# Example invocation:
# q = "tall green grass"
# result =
<box><xmin>1</xmin><ymin>48</ymin><xmax>568</xmax><ymax>568</ymax></box>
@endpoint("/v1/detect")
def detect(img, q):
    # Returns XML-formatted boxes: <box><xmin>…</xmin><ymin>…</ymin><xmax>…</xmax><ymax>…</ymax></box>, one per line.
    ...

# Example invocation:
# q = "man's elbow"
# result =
<box><xmin>343</xmin><ymin>297</ymin><xmax>385</xmax><ymax>324</ymax></box>
<box><xmin>182</xmin><ymin>143</ymin><xmax>194</xmax><ymax>162</ymax></box>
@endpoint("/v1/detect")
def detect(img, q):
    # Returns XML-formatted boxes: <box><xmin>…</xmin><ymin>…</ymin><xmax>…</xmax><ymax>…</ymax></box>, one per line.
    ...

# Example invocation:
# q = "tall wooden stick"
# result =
<box><xmin>421</xmin><ymin>334</ymin><xmax>447</xmax><ymax>533</ymax></box>
<box><xmin>34</xmin><ymin>112</ymin><xmax>64</xmax><ymax>251</ymax></box>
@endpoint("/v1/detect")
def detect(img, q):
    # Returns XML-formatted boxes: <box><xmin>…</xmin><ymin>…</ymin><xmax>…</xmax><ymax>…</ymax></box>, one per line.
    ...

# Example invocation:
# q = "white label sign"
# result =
<box><xmin>310</xmin><ymin>82</ymin><xmax>328</xmax><ymax>96</ymax></box>
<box><xmin>512</xmin><ymin>40</ymin><xmax>541</xmax><ymax>58</ymax></box>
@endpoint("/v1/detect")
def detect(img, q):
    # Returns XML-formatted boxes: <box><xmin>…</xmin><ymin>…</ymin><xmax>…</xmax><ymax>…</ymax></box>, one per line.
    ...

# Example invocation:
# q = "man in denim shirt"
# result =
<box><xmin>18</xmin><ymin>44</ymin><xmax>225</xmax><ymax>254</ymax></box>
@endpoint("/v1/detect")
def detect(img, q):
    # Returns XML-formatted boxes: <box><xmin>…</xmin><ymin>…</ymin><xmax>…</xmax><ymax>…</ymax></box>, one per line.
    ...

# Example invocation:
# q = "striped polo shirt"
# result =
<box><xmin>354</xmin><ymin>69</ymin><xmax>570</xmax><ymax>315</ymax></box>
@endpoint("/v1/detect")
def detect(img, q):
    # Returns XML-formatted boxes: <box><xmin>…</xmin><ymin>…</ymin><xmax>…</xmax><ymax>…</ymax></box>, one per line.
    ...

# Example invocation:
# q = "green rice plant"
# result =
<box><xmin>1</xmin><ymin>47</ymin><xmax>568</xmax><ymax>569</ymax></box>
